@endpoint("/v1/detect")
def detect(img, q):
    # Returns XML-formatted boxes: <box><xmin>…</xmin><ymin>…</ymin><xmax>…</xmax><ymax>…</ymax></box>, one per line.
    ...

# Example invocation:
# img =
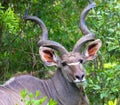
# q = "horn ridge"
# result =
<box><xmin>24</xmin><ymin>15</ymin><xmax>48</xmax><ymax>40</ymax></box>
<box><xmin>73</xmin><ymin>2</ymin><xmax>96</xmax><ymax>52</ymax></box>
<box><xmin>80</xmin><ymin>2</ymin><xmax>96</xmax><ymax>35</ymax></box>
<box><xmin>38</xmin><ymin>40</ymin><xmax>68</xmax><ymax>55</ymax></box>
<box><xmin>24</xmin><ymin>13</ymin><xmax>68</xmax><ymax>55</ymax></box>
<box><xmin>73</xmin><ymin>34</ymin><xmax>95</xmax><ymax>52</ymax></box>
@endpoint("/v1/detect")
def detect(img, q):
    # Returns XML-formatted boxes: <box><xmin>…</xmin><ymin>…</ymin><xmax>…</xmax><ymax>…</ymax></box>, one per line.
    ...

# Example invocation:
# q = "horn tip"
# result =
<box><xmin>90</xmin><ymin>2</ymin><xmax>96</xmax><ymax>8</ymax></box>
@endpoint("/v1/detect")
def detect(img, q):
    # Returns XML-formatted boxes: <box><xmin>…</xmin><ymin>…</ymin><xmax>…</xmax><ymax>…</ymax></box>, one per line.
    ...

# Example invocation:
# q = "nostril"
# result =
<box><xmin>75</xmin><ymin>75</ymin><xmax>80</xmax><ymax>80</ymax></box>
<box><xmin>81</xmin><ymin>74</ymin><xmax>85</xmax><ymax>79</ymax></box>
<box><xmin>75</xmin><ymin>74</ymin><xmax>85</xmax><ymax>80</ymax></box>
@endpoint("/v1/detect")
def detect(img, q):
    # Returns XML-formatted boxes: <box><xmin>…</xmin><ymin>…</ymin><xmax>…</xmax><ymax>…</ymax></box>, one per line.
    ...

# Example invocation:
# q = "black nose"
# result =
<box><xmin>75</xmin><ymin>74</ymin><xmax>85</xmax><ymax>80</ymax></box>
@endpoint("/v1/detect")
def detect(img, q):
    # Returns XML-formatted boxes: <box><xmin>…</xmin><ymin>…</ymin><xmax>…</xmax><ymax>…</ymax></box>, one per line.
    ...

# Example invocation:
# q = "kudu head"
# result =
<box><xmin>24</xmin><ymin>2</ymin><xmax>102</xmax><ymax>88</ymax></box>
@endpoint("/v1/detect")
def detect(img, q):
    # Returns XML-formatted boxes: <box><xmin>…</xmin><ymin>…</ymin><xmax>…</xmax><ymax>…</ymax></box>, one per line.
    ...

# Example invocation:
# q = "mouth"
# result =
<box><xmin>73</xmin><ymin>78</ymin><xmax>87</xmax><ymax>88</ymax></box>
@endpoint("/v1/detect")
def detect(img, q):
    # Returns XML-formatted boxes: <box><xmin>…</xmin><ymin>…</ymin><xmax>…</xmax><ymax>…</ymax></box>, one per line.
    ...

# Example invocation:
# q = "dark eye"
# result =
<box><xmin>61</xmin><ymin>61</ymin><xmax>67</xmax><ymax>66</ymax></box>
<box><xmin>79</xmin><ymin>59</ymin><xmax>83</xmax><ymax>64</ymax></box>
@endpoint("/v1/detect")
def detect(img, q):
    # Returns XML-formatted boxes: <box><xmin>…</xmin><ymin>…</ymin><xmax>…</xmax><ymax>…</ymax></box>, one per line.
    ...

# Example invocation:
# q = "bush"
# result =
<box><xmin>86</xmin><ymin>63</ymin><xmax>120</xmax><ymax>105</ymax></box>
<box><xmin>21</xmin><ymin>90</ymin><xmax>57</xmax><ymax>105</ymax></box>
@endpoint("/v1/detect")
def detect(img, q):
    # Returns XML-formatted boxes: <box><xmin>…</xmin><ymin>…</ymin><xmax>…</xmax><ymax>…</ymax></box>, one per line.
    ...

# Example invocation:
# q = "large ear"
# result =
<box><xmin>39</xmin><ymin>47</ymin><xmax>58</xmax><ymax>66</ymax></box>
<box><xmin>84</xmin><ymin>39</ymin><xmax>102</xmax><ymax>61</ymax></box>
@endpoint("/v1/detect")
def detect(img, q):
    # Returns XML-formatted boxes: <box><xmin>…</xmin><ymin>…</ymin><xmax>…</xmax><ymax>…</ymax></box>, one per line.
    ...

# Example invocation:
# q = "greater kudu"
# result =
<box><xmin>0</xmin><ymin>1</ymin><xmax>102</xmax><ymax>105</ymax></box>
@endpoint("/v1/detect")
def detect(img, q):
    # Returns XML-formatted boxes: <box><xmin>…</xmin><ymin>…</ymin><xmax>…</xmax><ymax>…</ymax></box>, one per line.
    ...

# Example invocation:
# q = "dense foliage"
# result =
<box><xmin>0</xmin><ymin>0</ymin><xmax>120</xmax><ymax>105</ymax></box>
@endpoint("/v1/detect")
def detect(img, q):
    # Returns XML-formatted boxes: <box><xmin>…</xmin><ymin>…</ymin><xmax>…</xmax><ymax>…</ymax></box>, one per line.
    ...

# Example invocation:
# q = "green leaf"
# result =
<box><xmin>47</xmin><ymin>99</ymin><xmax>57</xmax><ymax>105</ymax></box>
<box><xmin>28</xmin><ymin>92</ymin><xmax>34</xmax><ymax>99</ymax></box>
<box><xmin>39</xmin><ymin>96</ymin><xmax>47</xmax><ymax>104</ymax></box>
<box><xmin>93</xmin><ymin>85</ymin><xmax>101</xmax><ymax>90</ymax></box>
<box><xmin>35</xmin><ymin>90</ymin><xmax>40</xmax><ymax>98</ymax></box>
<box><xmin>100</xmin><ymin>93</ymin><xmax>107</xmax><ymax>99</ymax></box>
<box><xmin>20</xmin><ymin>90</ymin><xmax>27</xmax><ymax>99</ymax></box>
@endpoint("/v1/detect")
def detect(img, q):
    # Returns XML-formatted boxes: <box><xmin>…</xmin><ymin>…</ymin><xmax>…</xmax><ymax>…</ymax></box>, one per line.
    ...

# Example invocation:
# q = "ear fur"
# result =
<box><xmin>39</xmin><ymin>47</ymin><xmax>58</xmax><ymax>66</ymax></box>
<box><xmin>85</xmin><ymin>39</ymin><xmax>102</xmax><ymax>60</ymax></box>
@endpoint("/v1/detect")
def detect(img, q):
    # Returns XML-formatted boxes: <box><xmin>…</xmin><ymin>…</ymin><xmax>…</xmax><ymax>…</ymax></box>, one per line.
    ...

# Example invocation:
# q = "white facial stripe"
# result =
<box><xmin>74</xmin><ymin>78</ymin><xmax>86</xmax><ymax>83</ymax></box>
<box><xmin>74</xmin><ymin>79</ymin><xmax>81</xmax><ymax>83</ymax></box>
<box><xmin>67</xmin><ymin>62</ymin><xmax>80</xmax><ymax>66</ymax></box>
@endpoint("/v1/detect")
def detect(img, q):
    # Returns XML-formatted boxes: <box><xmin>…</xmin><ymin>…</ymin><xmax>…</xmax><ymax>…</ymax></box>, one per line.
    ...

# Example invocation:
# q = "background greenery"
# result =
<box><xmin>0</xmin><ymin>0</ymin><xmax>120</xmax><ymax>105</ymax></box>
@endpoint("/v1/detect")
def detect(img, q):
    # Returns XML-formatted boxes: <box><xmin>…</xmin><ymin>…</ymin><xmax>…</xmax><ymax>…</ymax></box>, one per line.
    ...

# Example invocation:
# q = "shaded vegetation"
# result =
<box><xmin>0</xmin><ymin>0</ymin><xmax>120</xmax><ymax>105</ymax></box>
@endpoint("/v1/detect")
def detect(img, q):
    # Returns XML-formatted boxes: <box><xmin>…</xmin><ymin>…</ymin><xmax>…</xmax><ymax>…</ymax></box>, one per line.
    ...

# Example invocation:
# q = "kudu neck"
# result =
<box><xmin>51</xmin><ymin>68</ymin><xmax>81</xmax><ymax>95</ymax></box>
<box><xmin>49</xmin><ymin>68</ymin><xmax>83</xmax><ymax>105</ymax></box>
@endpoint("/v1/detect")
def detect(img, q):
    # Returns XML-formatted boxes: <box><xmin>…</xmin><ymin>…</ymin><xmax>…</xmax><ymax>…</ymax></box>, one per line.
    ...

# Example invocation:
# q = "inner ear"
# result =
<box><xmin>85</xmin><ymin>39</ymin><xmax>102</xmax><ymax>60</ymax></box>
<box><xmin>88</xmin><ymin>43</ymin><xmax>99</xmax><ymax>56</ymax></box>
<box><xmin>42</xmin><ymin>50</ymin><xmax>54</xmax><ymax>62</ymax></box>
<box><xmin>39</xmin><ymin>47</ymin><xmax>57</xmax><ymax>66</ymax></box>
